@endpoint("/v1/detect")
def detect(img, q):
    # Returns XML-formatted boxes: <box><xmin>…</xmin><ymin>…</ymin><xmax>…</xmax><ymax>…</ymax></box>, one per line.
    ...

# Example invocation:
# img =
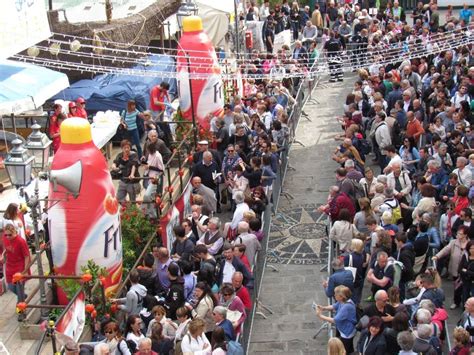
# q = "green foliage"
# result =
<box><xmin>48</xmin><ymin>308</ymin><xmax>63</xmax><ymax>322</ymax></box>
<box><xmin>80</xmin><ymin>260</ymin><xmax>107</xmax><ymax>279</ymax></box>
<box><xmin>120</xmin><ymin>204</ymin><xmax>155</xmax><ymax>273</ymax></box>
<box><xmin>56</xmin><ymin>278</ymin><xmax>82</xmax><ymax>301</ymax></box>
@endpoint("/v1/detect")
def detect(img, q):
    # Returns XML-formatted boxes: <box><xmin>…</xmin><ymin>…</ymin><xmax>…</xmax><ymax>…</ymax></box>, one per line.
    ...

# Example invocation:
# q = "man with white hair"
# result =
<box><xmin>453</xmin><ymin>156</ymin><xmax>472</xmax><ymax>187</ymax></box>
<box><xmin>387</xmin><ymin>163</ymin><xmax>412</xmax><ymax>203</ymax></box>
<box><xmin>401</xmin><ymin>65</ymin><xmax>421</xmax><ymax>95</ymax></box>
<box><xmin>397</xmin><ymin>331</ymin><xmax>417</xmax><ymax>355</ymax></box>
<box><xmin>191</xmin><ymin>176</ymin><xmax>217</xmax><ymax>215</ymax></box>
<box><xmin>212</xmin><ymin>306</ymin><xmax>235</xmax><ymax>341</ymax></box>
<box><xmin>193</xmin><ymin>150</ymin><xmax>222</xmax><ymax>212</ymax></box>
<box><xmin>197</xmin><ymin>217</ymin><xmax>223</xmax><ymax>255</ymax></box>
<box><xmin>363</xmin><ymin>289</ymin><xmax>396</xmax><ymax>328</ymax></box>
<box><xmin>144</xmin><ymin>129</ymin><xmax>172</xmax><ymax>163</ymax></box>
<box><xmin>136</xmin><ymin>337</ymin><xmax>154</xmax><ymax>354</ymax></box>
<box><xmin>412</xmin><ymin>324</ymin><xmax>437</xmax><ymax>355</ymax></box>
<box><xmin>234</xmin><ymin>221</ymin><xmax>261</xmax><ymax>268</ymax></box>
<box><xmin>224</xmin><ymin>191</ymin><xmax>250</xmax><ymax>238</ymax></box>
<box><xmin>302</xmin><ymin>20</ymin><xmax>317</xmax><ymax>47</ymax></box>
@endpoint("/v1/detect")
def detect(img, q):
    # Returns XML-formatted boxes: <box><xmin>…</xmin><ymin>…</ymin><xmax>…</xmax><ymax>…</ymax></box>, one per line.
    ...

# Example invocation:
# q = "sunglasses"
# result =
<box><xmin>4</xmin><ymin>234</ymin><xmax>12</xmax><ymax>236</ymax></box>
<box><xmin>105</xmin><ymin>330</ymin><xmax>115</xmax><ymax>334</ymax></box>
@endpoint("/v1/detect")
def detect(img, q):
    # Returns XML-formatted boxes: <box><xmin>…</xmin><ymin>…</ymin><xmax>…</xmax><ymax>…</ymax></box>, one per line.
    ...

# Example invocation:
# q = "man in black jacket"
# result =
<box><xmin>170</xmin><ymin>225</ymin><xmax>195</xmax><ymax>262</ymax></box>
<box><xmin>452</xmin><ymin>208</ymin><xmax>474</xmax><ymax>240</ymax></box>
<box><xmin>165</xmin><ymin>263</ymin><xmax>185</xmax><ymax>320</ymax></box>
<box><xmin>395</xmin><ymin>233</ymin><xmax>415</xmax><ymax>299</ymax></box>
<box><xmin>216</xmin><ymin>243</ymin><xmax>253</xmax><ymax>288</ymax></box>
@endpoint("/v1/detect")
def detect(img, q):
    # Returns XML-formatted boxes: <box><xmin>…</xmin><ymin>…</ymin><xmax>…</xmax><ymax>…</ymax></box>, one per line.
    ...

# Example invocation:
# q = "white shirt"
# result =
<box><xmin>230</xmin><ymin>203</ymin><xmax>250</xmax><ymax>230</ymax></box>
<box><xmin>180</xmin><ymin>333</ymin><xmax>211</xmax><ymax>355</ymax></box>
<box><xmin>453</xmin><ymin>167</ymin><xmax>472</xmax><ymax>187</ymax></box>
<box><xmin>223</xmin><ymin>260</ymin><xmax>236</xmax><ymax>284</ymax></box>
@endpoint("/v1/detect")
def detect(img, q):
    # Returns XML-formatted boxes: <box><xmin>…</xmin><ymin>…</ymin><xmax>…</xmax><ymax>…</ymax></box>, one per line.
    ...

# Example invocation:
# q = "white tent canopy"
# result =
<box><xmin>164</xmin><ymin>0</ymin><xmax>233</xmax><ymax>46</ymax></box>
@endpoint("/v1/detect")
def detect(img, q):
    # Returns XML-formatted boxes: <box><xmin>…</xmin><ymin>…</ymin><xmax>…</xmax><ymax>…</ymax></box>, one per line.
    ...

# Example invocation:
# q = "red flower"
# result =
<box><xmin>155</xmin><ymin>196</ymin><xmax>162</xmax><ymax>205</ymax></box>
<box><xmin>178</xmin><ymin>169</ymin><xmax>184</xmax><ymax>177</ymax></box>
<box><xmin>81</xmin><ymin>274</ymin><xmax>92</xmax><ymax>283</ymax></box>
<box><xmin>85</xmin><ymin>304</ymin><xmax>95</xmax><ymax>313</ymax></box>
<box><xmin>16</xmin><ymin>302</ymin><xmax>27</xmax><ymax>313</ymax></box>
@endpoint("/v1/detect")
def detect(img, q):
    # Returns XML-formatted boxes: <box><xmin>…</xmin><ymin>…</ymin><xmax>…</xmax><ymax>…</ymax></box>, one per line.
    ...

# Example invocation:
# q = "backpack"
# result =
<box><xmin>359</xmin><ymin>139</ymin><xmax>371</xmax><ymax>156</ymax></box>
<box><xmin>385</xmin><ymin>258</ymin><xmax>404</xmax><ymax>288</ymax></box>
<box><xmin>349</xmin><ymin>178</ymin><xmax>366</xmax><ymax>202</ymax></box>
<box><xmin>227</xmin><ymin>340</ymin><xmax>244</xmax><ymax>355</ymax></box>
<box><xmin>382</xmin><ymin>199</ymin><xmax>402</xmax><ymax>224</ymax></box>
<box><xmin>429</xmin><ymin>335</ymin><xmax>443</xmax><ymax>355</ymax></box>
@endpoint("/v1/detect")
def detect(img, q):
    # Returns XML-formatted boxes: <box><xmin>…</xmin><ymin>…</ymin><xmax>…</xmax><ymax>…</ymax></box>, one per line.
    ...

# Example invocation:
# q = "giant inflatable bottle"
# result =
<box><xmin>48</xmin><ymin>117</ymin><xmax>122</xmax><ymax>302</ymax></box>
<box><xmin>176</xmin><ymin>15</ymin><xmax>224</xmax><ymax>131</ymax></box>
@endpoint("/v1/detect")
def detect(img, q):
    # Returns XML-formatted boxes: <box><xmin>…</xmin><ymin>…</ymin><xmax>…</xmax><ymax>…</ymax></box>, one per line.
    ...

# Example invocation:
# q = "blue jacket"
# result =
<box><xmin>325</xmin><ymin>269</ymin><xmax>354</xmax><ymax>298</ymax></box>
<box><xmin>333</xmin><ymin>301</ymin><xmax>357</xmax><ymax>337</ymax></box>
<box><xmin>217</xmin><ymin>319</ymin><xmax>236</xmax><ymax>341</ymax></box>
<box><xmin>431</xmin><ymin>169</ymin><xmax>449</xmax><ymax>191</ymax></box>
<box><xmin>427</xmin><ymin>226</ymin><xmax>441</xmax><ymax>251</ymax></box>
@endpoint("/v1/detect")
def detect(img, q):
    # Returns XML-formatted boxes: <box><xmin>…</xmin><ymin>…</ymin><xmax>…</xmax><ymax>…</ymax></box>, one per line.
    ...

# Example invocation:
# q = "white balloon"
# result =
<box><xmin>49</xmin><ymin>43</ymin><xmax>61</xmax><ymax>56</ymax></box>
<box><xmin>27</xmin><ymin>46</ymin><xmax>40</xmax><ymax>57</ymax></box>
<box><xmin>70</xmin><ymin>40</ymin><xmax>81</xmax><ymax>52</ymax></box>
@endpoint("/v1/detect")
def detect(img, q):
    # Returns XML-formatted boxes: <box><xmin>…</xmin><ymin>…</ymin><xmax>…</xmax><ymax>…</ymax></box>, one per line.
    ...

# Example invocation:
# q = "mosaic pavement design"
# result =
<box><xmin>266</xmin><ymin>204</ymin><xmax>329</xmax><ymax>265</ymax></box>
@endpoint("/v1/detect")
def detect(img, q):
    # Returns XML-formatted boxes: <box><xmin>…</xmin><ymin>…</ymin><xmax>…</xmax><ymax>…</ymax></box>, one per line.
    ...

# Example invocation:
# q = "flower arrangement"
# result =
<box><xmin>120</xmin><ymin>204</ymin><xmax>155</xmax><ymax>273</ymax></box>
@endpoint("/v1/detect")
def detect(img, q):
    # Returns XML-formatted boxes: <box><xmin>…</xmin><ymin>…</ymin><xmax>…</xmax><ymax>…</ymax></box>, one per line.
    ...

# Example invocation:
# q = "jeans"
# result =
<box><xmin>8</xmin><ymin>282</ymin><xmax>26</xmax><ymax>302</ymax></box>
<box><xmin>128</xmin><ymin>128</ymin><xmax>142</xmax><ymax>158</ymax></box>
<box><xmin>291</xmin><ymin>21</ymin><xmax>299</xmax><ymax>41</ymax></box>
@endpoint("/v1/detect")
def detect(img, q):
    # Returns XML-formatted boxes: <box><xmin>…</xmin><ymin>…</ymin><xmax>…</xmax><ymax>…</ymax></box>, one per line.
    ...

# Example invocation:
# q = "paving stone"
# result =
<box><xmin>249</xmin><ymin>74</ymin><xmax>355</xmax><ymax>353</ymax></box>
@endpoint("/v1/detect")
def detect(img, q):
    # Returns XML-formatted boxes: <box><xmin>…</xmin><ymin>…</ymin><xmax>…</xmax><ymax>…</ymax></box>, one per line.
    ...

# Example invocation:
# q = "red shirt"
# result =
<box><xmin>3</xmin><ymin>234</ymin><xmax>30</xmax><ymax>283</ymax></box>
<box><xmin>150</xmin><ymin>86</ymin><xmax>169</xmax><ymax>112</ymax></box>
<box><xmin>240</xmin><ymin>254</ymin><xmax>252</xmax><ymax>272</ymax></box>
<box><xmin>454</xmin><ymin>196</ymin><xmax>469</xmax><ymax>216</ymax></box>
<box><xmin>236</xmin><ymin>285</ymin><xmax>252</xmax><ymax>311</ymax></box>
<box><xmin>75</xmin><ymin>107</ymin><xmax>88</xmax><ymax>119</ymax></box>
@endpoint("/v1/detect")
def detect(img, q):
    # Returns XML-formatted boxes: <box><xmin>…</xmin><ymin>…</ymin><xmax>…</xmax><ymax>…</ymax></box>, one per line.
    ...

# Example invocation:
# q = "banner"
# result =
<box><xmin>56</xmin><ymin>292</ymin><xmax>85</xmax><ymax>342</ymax></box>
<box><xmin>0</xmin><ymin>0</ymin><xmax>51</xmax><ymax>59</ymax></box>
<box><xmin>160</xmin><ymin>182</ymin><xmax>193</xmax><ymax>248</ymax></box>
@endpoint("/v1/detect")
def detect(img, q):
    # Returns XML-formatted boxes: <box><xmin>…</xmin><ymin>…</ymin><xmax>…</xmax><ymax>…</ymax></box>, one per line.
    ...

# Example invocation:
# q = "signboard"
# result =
<box><xmin>160</xmin><ymin>182</ymin><xmax>193</xmax><ymax>248</ymax></box>
<box><xmin>56</xmin><ymin>292</ymin><xmax>86</xmax><ymax>342</ymax></box>
<box><xmin>0</xmin><ymin>0</ymin><xmax>51</xmax><ymax>59</ymax></box>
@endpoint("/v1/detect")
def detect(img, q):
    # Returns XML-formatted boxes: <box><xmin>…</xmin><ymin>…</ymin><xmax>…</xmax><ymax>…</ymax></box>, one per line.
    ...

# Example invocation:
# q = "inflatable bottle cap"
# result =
<box><xmin>60</xmin><ymin>117</ymin><xmax>92</xmax><ymax>144</ymax></box>
<box><xmin>182</xmin><ymin>16</ymin><xmax>203</xmax><ymax>32</ymax></box>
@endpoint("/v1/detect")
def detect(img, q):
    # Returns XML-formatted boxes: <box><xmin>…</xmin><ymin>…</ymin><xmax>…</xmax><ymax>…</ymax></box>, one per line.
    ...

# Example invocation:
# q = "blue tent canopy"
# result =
<box><xmin>52</xmin><ymin>55</ymin><xmax>177</xmax><ymax>113</ymax></box>
<box><xmin>0</xmin><ymin>60</ymin><xmax>69</xmax><ymax>115</ymax></box>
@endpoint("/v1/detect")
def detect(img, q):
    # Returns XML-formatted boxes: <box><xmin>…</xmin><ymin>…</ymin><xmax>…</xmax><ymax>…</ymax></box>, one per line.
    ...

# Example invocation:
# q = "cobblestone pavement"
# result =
<box><xmin>248</xmin><ymin>75</ymin><xmax>354</xmax><ymax>354</ymax></box>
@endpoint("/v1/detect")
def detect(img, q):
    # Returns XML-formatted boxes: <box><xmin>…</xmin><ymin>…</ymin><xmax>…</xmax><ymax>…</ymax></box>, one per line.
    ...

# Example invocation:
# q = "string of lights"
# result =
<box><xmin>24</xmin><ymin>31</ymin><xmax>473</xmax><ymax>76</ymax></box>
<box><xmin>49</xmin><ymin>24</ymin><xmax>473</xmax><ymax>58</ymax></box>
<box><xmin>13</xmin><ymin>34</ymin><xmax>473</xmax><ymax>80</ymax></box>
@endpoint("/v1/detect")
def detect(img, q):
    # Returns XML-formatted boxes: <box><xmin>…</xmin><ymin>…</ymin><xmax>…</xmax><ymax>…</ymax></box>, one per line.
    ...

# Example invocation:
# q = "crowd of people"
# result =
<box><xmin>52</xmin><ymin>16</ymin><xmax>305</xmax><ymax>354</ymax></box>
<box><xmin>306</xmin><ymin>2</ymin><xmax>474</xmax><ymax>354</ymax></box>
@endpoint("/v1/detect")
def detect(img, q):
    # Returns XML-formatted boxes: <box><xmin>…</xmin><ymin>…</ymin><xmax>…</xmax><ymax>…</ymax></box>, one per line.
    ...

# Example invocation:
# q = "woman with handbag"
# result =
<box><xmin>433</xmin><ymin>225</ymin><xmax>469</xmax><ymax>310</ymax></box>
<box><xmin>344</xmin><ymin>239</ymin><xmax>366</xmax><ymax>304</ymax></box>
<box><xmin>121</xmin><ymin>99</ymin><xmax>145</xmax><ymax>158</ymax></box>
<box><xmin>329</xmin><ymin>208</ymin><xmax>358</xmax><ymax>253</ymax></box>
<box><xmin>190</xmin><ymin>282</ymin><xmax>218</xmax><ymax>340</ymax></box>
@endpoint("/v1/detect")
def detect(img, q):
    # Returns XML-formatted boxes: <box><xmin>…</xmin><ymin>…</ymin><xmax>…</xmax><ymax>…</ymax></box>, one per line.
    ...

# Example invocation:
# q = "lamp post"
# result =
<box><xmin>25</xmin><ymin>122</ymin><xmax>52</xmax><ymax>170</ymax></box>
<box><xmin>26</xmin><ymin>180</ymin><xmax>49</xmax><ymax>319</ymax></box>
<box><xmin>4</xmin><ymin>139</ymin><xmax>34</xmax><ymax>188</ymax></box>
